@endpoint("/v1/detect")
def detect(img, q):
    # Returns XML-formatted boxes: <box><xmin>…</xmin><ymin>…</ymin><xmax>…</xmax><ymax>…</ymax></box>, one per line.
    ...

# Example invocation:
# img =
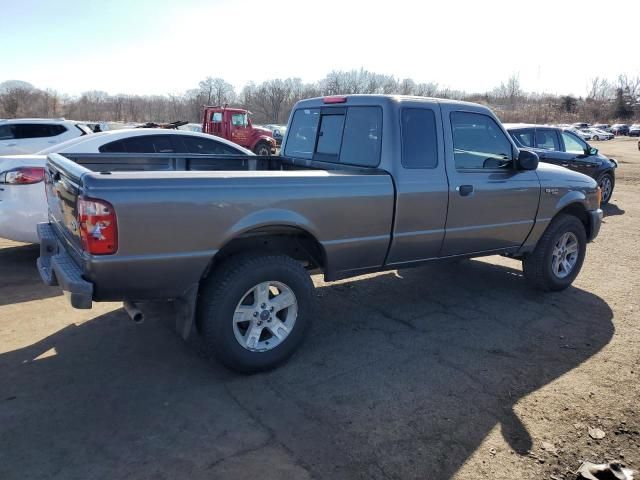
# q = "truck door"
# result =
<box><xmin>385</xmin><ymin>104</ymin><xmax>449</xmax><ymax>265</ymax></box>
<box><xmin>207</xmin><ymin>111</ymin><xmax>225</xmax><ymax>137</ymax></box>
<box><xmin>557</xmin><ymin>130</ymin><xmax>600</xmax><ymax>177</ymax></box>
<box><xmin>229</xmin><ymin>112</ymin><xmax>250</xmax><ymax>148</ymax></box>
<box><xmin>440</xmin><ymin>108</ymin><xmax>540</xmax><ymax>256</ymax></box>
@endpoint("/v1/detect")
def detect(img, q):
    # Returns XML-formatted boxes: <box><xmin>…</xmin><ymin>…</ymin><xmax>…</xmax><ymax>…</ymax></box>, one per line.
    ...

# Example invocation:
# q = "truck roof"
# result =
<box><xmin>202</xmin><ymin>106</ymin><xmax>248</xmax><ymax>113</ymax></box>
<box><xmin>294</xmin><ymin>94</ymin><xmax>487</xmax><ymax>109</ymax></box>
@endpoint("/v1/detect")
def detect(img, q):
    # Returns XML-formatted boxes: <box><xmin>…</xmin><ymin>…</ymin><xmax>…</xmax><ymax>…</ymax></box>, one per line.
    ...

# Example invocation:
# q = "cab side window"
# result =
<box><xmin>535</xmin><ymin>130</ymin><xmax>560</xmax><ymax>150</ymax></box>
<box><xmin>231</xmin><ymin>113</ymin><xmax>246</xmax><ymax>127</ymax></box>
<box><xmin>561</xmin><ymin>131</ymin><xmax>587</xmax><ymax>154</ymax></box>
<box><xmin>451</xmin><ymin>112</ymin><xmax>513</xmax><ymax>170</ymax></box>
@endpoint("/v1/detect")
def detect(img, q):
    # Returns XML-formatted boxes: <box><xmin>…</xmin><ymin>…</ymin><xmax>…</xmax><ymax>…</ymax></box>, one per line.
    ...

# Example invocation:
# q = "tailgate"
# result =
<box><xmin>44</xmin><ymin>153</ymin><xmax>92</xmax><ymax>253</ymax></box>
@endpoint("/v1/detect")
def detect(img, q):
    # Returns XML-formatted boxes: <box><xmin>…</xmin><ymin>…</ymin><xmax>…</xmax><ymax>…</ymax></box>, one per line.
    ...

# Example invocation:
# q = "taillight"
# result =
<box><xmin>1</xmin><ymin>167</ymin><xmax>45</xmax><ymax>185</ymax></box>
<box><xmin>78</xmin><ymin>197</ymin><xmax>118</xmax><ymax>255</ymax></box>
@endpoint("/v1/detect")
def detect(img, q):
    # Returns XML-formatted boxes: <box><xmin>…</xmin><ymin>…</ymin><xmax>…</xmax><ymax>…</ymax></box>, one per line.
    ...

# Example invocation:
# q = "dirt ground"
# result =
<box><xmin>1</xmin><ymin>137</ymin><xmax>639</xmax><ymax>480</ymax></box>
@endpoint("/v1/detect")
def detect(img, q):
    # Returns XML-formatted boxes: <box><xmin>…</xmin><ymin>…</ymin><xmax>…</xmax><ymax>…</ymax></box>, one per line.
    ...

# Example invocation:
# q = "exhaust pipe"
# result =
<box><xmin>123</xmin><ymin>300</ymin><xmax>144</xmax><ymax>324</ymax></box>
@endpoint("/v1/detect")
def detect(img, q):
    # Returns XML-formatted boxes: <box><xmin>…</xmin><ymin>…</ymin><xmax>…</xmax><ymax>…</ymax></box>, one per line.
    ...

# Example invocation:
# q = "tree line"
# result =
<box><xmin>1</xmin><ymin>70</ymin><xmax>638</xmax><ymax>125</ymax></box>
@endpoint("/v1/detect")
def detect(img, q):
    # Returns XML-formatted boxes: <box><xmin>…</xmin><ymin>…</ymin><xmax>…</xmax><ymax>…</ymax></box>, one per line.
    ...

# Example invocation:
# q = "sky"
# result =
<box><xmin>2</xmin><ymin>0</ymin><xmax>639</xmax><ymax>98</ymax></box>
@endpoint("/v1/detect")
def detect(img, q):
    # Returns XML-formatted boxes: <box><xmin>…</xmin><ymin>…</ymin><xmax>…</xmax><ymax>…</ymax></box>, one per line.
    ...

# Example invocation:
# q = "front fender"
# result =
<box><xmin>554</xmin><ymin>189</ymin><xmax>588</xmax><ymax>211</ymax></box>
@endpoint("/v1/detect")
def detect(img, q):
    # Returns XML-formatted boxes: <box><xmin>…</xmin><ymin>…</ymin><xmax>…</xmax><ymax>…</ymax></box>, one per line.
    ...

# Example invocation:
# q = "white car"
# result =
<box><xmin>0</xmin><ymin>129</ymin><xmax>253</xmax><ymax>243</ymax></box>
<box><xmin>581</xmin><ymin>128</ymin><xmax>614</xmax><ymax>141</ymax></box>
<box><xmin>0</xmin><ymin>118</ymin><xmax>93</xmax><ymax>155</ymax></box>
<box><xmin>571</xmin><ymin>129</ymin><xmax>592</xmax><ymax>141</ymax></box>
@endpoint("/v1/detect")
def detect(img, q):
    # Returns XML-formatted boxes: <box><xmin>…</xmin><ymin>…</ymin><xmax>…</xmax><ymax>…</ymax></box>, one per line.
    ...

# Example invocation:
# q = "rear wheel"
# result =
<box><xmin>593</xmin><ymin>135</ymin><xmax>600</xmax><ymax>141</ymax></box>
<box><xmin>598</xmin><ymin>172</ymin><xmax>614</xmax><ymax>205</ymax></box>
<box><xmin>197</xmin><ymin>254</ymin><xmax>313</xmax><ymax>373</ymax></box>
<box><xmin>523</xmin><ymin>214</ymin><xmax>587</xmax><ymax>292</ymax></box>
<box><xmin>254</xmin><ymin>142</ymin><xmax>271</xmax><ymax>156</ymax></box>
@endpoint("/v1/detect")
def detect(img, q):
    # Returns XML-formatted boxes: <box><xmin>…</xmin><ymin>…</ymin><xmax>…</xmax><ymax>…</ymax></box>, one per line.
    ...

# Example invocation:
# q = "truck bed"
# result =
<box><xmin>45</xmin><ymin>153</ymin><xmax>395</xmax><ymax>301</ymax></box>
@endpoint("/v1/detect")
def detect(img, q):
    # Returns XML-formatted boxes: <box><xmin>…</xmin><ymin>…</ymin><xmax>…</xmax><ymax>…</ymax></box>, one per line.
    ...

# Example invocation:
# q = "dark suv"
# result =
<box><xmin>505</xmin><ymin>124</ymin><xmax>617</xmax><ymax>204</ymax></box>
<box><xmin>611</xmin><ymin>124</ymin><xmax>630</xmax><ymax>135</ymax></box>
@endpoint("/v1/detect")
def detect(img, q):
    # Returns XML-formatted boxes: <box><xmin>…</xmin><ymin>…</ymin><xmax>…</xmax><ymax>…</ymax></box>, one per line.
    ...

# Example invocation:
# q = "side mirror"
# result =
<box><xmin>517</xmin><ymin>149</ymin><xmax>539</xmax><ymax>170</ymax></box>
<box><xmin>589</xmin><ymin>147</ymin><xmax>598</xmax><ymax>155</ymax></box>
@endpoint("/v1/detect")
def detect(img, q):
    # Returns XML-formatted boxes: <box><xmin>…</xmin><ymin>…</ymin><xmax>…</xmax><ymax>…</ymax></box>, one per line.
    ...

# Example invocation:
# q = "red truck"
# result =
<box><xmin>202</xmin><ymin>106</ymin><xmax>277</xmax><ymax>155</ymax></box>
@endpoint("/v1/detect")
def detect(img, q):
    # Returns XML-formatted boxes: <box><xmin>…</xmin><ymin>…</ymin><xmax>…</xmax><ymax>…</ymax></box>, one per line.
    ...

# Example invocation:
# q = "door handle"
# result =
<box><xmin>456</xmin><ymin>185</ymin><xmax>474</xmax><ymax>196</ymax></box>
<box><xmin>561</xmin><ymin>163</ymin><xmax>570</xmax><ymax>167</ymax></box>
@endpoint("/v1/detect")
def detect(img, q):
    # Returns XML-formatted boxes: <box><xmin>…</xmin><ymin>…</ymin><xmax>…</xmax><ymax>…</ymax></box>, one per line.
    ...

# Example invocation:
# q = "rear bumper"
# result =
<box><xmin>37</xmin><ymin>223</ymin><xmax>93</xmax><ymax>309</ymax></box>
<box><xmin>588</xmin><ymin>208</ymin><xmax>603</xmax><ymax>242</ymax></box>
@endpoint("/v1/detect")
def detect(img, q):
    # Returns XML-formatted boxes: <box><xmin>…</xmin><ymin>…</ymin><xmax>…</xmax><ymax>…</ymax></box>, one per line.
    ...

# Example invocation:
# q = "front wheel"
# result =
<box><xmin>197</xmin><ymin>254</ymin><xmax>314</xmax><ymax>373</ymax></box>
<box><xmin>254</xmin><ymin>142</ymin><xmax>271</xmax><ymax>156</ymax></box>
<box><xmin>593</xmin><ymin>135</ymin><xmax>600</xmax><ymax>141</ymax></box>
<box><xmin>598</xmin><ymin>172</ymin><xmax>614</xmax><ymax>205</ymax></box>
<box><xmin>523</xmin><ymin>214</ymin><xmax>587</xmax><ymax>292</ymax></box>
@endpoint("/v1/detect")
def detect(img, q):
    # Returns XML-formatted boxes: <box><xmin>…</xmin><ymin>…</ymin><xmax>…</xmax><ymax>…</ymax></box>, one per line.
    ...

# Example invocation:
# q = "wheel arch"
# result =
<box><xmin>202</xmin><ymin>224</ymin><xmax>327</xmax><ymax>282</ymax></box>
<box><xmin>553</xmin><ymin>202</ymin><xmax>592</xmax><ymax>239</ymax></box>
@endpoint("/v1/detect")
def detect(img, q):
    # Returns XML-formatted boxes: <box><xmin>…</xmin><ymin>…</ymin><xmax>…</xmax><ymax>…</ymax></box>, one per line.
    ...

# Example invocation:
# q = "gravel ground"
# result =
<box><xmin>0</xmin><ymin>137</ymin><xmax>638</xmax><ymax>479</ymax></box>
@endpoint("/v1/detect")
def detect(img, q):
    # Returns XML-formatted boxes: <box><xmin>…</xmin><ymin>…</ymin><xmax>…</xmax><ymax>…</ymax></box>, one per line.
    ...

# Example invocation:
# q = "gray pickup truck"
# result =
<box><xmin>38</xmin><ymin>95</ymin><xmax>603</xmax><ymax>372</ymax></box>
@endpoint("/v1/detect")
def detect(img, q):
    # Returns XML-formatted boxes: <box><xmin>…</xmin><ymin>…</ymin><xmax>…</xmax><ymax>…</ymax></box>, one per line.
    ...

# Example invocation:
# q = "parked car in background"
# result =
<box><xmin>0</xmin><ymin>129</ymin><xmax>253</xmax><ymax>243</ymax></box>
<box><xmin>506</xmin><ymin>124</ymin><xmax>617</xmax><ymax>204</ymax></box>
<box><xmin>628</xmin><ymin>124</ymin><xmax>640</xmax><ymax>137</ymax></box>
<box><xmin>0</xmin><ymin>118</ymin><xmax>93</xmax><ymax>154</ymax></box>
<box><xmin>573</xmin><ymin>129</ymin><xmax>593</xmax><ymax>141</ymax></box>
<box><xmin>611</xmin><ymin>124</ymin><xmax>630</xmax><ymax>135</ymax></box>
<box><xmin>264</xmin><ymin>124</ymin><xmax>287</xmax><ymax>146</ymax></box>
<box><xmin>592</xmin><ymin>124</ymin><xmax>611</xmax><ymax>132</ymax></box>
<box><xmin>572</xmin><ymin>122</ymin><xmax>590</xmax><ymax>129</ymax></box>
<box><xmin>581</xmin><ymin>128</ymin><xmax>614</xmax><ymax>141</ymax></box>
<box><xmin>202</xmin><ymin>105</ymin><xmax>277</xmax><ymax>155</ymax></box>
<box><xmin>178</xmin><ymin>123</ymin><xmax>203</xmax><ymax>133</ymax></box>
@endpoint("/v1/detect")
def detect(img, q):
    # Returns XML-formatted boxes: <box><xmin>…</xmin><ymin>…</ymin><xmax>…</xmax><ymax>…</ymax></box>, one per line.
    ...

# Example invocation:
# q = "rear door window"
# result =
<box><xmin>509</xmin><ymin>129</ymin><xmax>535</xmax><ymax>148</ymax></box>
<box><xmin>12</xmin><ymin>123</ymin><xmax>67</xmax><ymax>139</ymax></box>
<box><xmin>0</xmin><ymin>125</ymin><xmax>14</xmax><ymax>140</ymax></box>
<box><xmin>535</xmin><ymin>129</ymin><xmax>560</xmax><ymax>150</ymax></box>
<box><xmin>401</xmin><ymin>108</ymin><xmax>438</xmax><ymax>168</ymax></box>
<box><xmin>99</xmin><ymin>135</ymin><xmax>175</xmax><ymax>153</ymax></box>
<box><xmin>180</xmin><ymin>135</ymin><xmax>242</xmax><ymax>154</ymax></box>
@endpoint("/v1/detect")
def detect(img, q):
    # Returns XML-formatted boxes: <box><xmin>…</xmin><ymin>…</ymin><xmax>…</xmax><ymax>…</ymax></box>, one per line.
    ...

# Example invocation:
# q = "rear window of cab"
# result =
<box><xmin>284</xmin><ymin>106</ymin><xmax>382</xmax><ymax>167</ymax></box>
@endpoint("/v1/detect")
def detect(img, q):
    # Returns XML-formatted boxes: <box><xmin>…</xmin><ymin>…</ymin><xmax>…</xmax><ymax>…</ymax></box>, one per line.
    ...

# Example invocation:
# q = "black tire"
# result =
<box><xmin>254</xmin><ymin>142</ymin><xmax>271</xmax><ymax>156</ymax></box>
<box><xmin>597</xmin><ymin>172</ymin><xmax>615</xmax><ymax>205</ymax></box>
<box><xmin>197</xmin><ymin>254</ymin><xmax>314</xmax><ymax>373</ymax></box>
<box><xmin>593</xmin><ymin>135</ymin><xmax>600</xmax><ymax>141</ymax></box>
<box><xmin>522</xmin><ymin>214</ymin><xmax>587</xmax><ymax>292</ymax></box>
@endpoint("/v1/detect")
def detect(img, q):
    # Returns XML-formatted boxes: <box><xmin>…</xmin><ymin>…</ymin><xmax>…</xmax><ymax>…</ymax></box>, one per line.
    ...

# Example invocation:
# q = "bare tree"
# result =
<box><xmin>587</xmin><ymin>77</ymin><xmax>612</xmax><ymax>101</ymax></box>
<box><xmin>199</xmin><ymin>77</ymin><xmax>236</xmax><ymax>106</ymax></box>
<box><xmin>2</xmin><ymin>69</ymin><xmax>638</xmax><ymax>126</ymax></box>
